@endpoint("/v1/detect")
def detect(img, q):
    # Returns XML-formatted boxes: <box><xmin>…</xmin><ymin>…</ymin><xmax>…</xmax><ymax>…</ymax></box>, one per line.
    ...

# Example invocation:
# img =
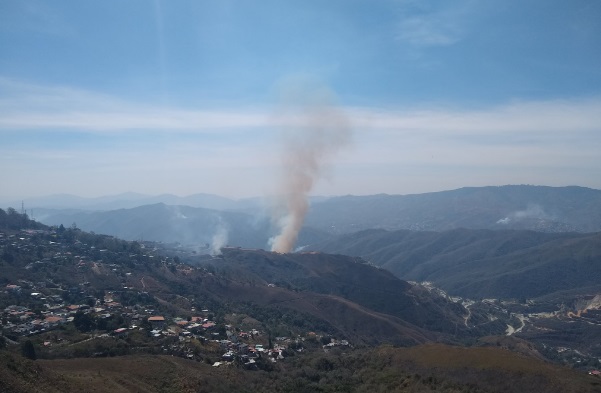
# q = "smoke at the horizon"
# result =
<box><xmin>270</xmin><ymin>85</ymin><xmax>351</xmax><ymax>253</ymax></box>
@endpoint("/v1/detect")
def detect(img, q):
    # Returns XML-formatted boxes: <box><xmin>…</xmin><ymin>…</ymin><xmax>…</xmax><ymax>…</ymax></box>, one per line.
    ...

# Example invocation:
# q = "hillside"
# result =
<box><xmin>202</xmin><ymin>248</ymin><xmax>472</xmax><ymax>341</ymax></box>
<box><xmin>2</xmin><ymin>345</ymin><xmax>600</xmax><ymax>393</ymax></box>
<box><xmin>310</xmin><ymin>228</ymin><xmax>601</xmax><ymax>299</ymax></box>
<box><xmin>0</xmin><ymin>216</ymin><xmax>478</xmax><ymax>348</ymax></box>
<box><xmin>2</xmin><ymin>209</ymin><xmax>601</xmax><ymax>389</ymax></box>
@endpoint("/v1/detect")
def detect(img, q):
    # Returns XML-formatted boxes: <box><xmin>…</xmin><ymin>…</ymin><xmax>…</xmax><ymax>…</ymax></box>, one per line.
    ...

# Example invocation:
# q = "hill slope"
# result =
<box><xmin>0</xmin><ymin>220</ymin><xmax>474</xmax><ymax>346</ymax></box>
<box><xmin>310</xmin><ymin>228</ymin><xmax>601</xmax><ymax>299</ymax></box>
<box><xmin>201</xmin><ymin>248</ymin><xmax>470</xmax><ymax>341</ymax></box>
<box><xmin>3</xmin><ymin>346</ymin><xmax>599</xmax><ymax>393</ymax></box>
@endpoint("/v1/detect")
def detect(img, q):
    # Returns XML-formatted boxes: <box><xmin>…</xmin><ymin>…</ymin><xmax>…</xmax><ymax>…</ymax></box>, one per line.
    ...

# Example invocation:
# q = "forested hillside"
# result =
<box><xmin>310</xmin><ymin>228</ymin><xmax>601</xmax><ymax>299</ymax></box>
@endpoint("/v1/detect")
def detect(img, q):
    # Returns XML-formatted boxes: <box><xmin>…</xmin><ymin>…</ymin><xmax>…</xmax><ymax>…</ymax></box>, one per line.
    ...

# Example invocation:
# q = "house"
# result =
<box><xmin>222</xmin><ymin>351</ymin><xmax>235</xmax><ymax>361</ymax></box>
<box><xmin>202</xmin><ymin>321</ymin><xmax>215</xmax><ymax>329</ymax></box>
<box><xmin>113</xmin><ymin>327</ymin><xmax>128</xmax><ymax>338</ymax></box>
<box><xmin>148</xmin><ymin>316</ymin><xmax>165</xmax><ymax>329</ymax></box>
<box><xmin>44</xmin><ymin>315</ymin><xmax>63</xmax><ymax>327</ymax></box>
<box><xmin>6</xmin><ymin>284</ymin><xmax>21</xmax><ymax>293</ymax></box>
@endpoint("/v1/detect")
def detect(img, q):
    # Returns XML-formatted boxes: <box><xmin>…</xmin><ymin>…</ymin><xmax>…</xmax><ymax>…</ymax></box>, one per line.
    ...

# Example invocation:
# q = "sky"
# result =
<box><xmin>1</xmin><ymin>0</ymin><xmax>600</xmax><ymax>200</ymax></box>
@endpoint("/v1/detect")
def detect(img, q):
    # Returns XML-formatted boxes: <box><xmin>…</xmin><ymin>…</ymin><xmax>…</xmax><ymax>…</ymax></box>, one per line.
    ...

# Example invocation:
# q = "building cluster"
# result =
<box><xmin>0</xmin><ymin>228</ymin><xmax>346</xmax><ymax>367</ymax></box>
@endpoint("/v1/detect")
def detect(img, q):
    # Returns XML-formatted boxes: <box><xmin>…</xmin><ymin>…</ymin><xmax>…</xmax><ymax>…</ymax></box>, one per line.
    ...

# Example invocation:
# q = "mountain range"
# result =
<box><xmin>32</xmin><ymin>203</ymin><xmax>329</xmax><ymax>250</ymax></box>
<box><xmin>303</xmin><ymin>185</ymin><xmax>601</xmax><ymax>234</ymax></box>
<box><xmin>26</xmin><ymin>186</ymin><xmax>601</xmax><ymax>251</ymax></box>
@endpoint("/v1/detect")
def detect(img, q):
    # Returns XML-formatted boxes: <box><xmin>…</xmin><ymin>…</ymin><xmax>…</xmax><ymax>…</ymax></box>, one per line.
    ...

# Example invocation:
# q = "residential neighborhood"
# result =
<box><xmin>1</xmin><ymin>226</ymin><xmax>346</xmax><ymax>368</ymax></box>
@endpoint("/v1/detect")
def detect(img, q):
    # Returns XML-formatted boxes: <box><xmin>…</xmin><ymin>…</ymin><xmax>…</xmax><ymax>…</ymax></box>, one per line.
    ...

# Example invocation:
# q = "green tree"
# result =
<box><xmin>21</xmin><ymin>340</ymin><xmax>36</xmax><ymax>360</ymax></box>
<box><xmin>73</xmin><ymin>311</ymin><xmax>95</xmax><ymax>332</ymax></box>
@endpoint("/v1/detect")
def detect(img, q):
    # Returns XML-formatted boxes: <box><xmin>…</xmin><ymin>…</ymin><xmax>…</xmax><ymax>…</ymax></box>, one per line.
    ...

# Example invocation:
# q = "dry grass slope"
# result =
<box><xmin>3</xmin><ymin>345</ymin><xmax>600</xmax><ymax>393</ymax></box>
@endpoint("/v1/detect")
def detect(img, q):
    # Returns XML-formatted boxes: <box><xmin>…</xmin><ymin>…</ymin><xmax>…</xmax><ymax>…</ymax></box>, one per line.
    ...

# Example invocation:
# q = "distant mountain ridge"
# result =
<box><xmin>3</xmin><ymin>192</ymin><xmax>245</xmax><ymax>211</ymax></box>
<box><xmin>29</xmin><ymin>185</ymin><xmax>601</xmax><ymax>249</ymax></box>
<box><xmin>14</xmin><ymin>185</ymin><xmax>601</xmax><ymax>234</ymax></box>
<box><xmin>34</xmin><ymin>203</ymin><xmax>329</xmax><ymax>249</ymax></box>
<box><xmin>304</xmin><ymin>185</ymin><xmax>601</xmax><ymax>233</ymax></box>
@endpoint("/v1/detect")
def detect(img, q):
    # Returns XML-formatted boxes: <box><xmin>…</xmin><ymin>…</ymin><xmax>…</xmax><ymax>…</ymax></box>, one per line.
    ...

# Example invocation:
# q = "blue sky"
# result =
<box><xmin>1</xmin><ymin>0</ymin><xmax>600</xmax><ymax>199</ymax></box>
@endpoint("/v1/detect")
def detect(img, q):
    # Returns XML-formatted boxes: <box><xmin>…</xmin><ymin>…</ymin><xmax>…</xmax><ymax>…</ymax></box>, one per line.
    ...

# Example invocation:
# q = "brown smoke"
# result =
<box><xmin>270</xmin><ymin>86</ymin><xmax>351</xmax><ymax>253</ymax></box>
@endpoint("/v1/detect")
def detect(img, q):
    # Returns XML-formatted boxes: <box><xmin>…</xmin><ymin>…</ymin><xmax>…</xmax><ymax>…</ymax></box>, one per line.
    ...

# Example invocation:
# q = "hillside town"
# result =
<box><xmin>0</xmin><ymin>226</ymin><xmax>350</xmax><ymax>367</ymax></box>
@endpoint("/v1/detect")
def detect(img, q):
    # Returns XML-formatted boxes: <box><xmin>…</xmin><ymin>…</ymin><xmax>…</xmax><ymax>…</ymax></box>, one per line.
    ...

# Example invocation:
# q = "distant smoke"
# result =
<box><xmin>496</xmin><ymin>204</ymin><xmax>548</xmax><ymax>225</ymax></box>
<box><xmin>210</xmin><ymin>219</ymin><xmax>228</xmax><ymax>256</ymax></box>
<box><xmin>270</xmin><ymin>85</ymin><xmax>351</xmax><ymax>253</ymax></box>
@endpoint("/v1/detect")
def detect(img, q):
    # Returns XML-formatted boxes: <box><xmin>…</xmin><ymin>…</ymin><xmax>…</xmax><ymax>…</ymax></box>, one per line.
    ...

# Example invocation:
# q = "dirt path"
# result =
<box><xmin>463</xmin><ymin>302</ymin><xmax>473</xmax><ymax>327</ymax></box>
<box><xmin>506</xmin><ymin>314</ymin><xmax>526</xmax><ymax>336</ymax></box>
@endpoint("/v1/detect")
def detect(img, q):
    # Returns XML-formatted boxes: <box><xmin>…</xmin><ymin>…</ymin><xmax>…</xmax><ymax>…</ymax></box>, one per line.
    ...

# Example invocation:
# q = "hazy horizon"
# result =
<box><xmin>2</xmin><ymin>183</ymin><xmax>600</xmax><ymax>207</ymax></box>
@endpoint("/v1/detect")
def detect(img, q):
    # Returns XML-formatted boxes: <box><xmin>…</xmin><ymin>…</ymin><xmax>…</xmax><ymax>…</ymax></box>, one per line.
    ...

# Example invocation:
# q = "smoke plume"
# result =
<box><xmin>270</xmin><ymin>86</ymin><xmax>351</xmax><ymax>253</ymax></box>
<box><xmin>210</xmin><ymin>219</ymin><xmax>228</xmax><ymax>256</ymax></box>
<box><xmin>496</xmin><ymin>204</ymin><xmax>548</xmax><ymax>225</ymax></box>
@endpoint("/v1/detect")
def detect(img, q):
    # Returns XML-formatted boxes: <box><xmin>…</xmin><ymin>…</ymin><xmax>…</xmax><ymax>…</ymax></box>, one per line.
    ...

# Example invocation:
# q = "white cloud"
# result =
<box><xmin>0</xmin><ymin>78</ymin><xmax>270</xmax><ymax>132</ymax></box>
<box><xmin>395</xmin><ymin>0</ymin><xmax>475</xmax><ymax>46</ymax></box>
<box><xmin>350</xmin><ymin>98</ymin><xmax>601</xmax><ymax>135</ymax></box>
<box><xmin>2</xmin><ymin>78</ymin><xmax>600</xmax><ymax>137</ymax></box>
<box><xmin>397</xmin><ymin>16</ymin><xmax>461</xmax><ymax>46</ymax></box>
<box><xmin>1</xmin><ymin>78</ymin><xmax>600</xmax><ymax>198</ymax></box>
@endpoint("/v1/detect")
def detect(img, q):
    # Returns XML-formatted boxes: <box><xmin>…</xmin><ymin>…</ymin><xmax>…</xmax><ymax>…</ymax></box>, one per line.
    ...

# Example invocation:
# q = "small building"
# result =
<box><xmin>113</xmin><ymin>327</ymin><xmax>128</xmax><ymax>338</ymax></box>
<box><xmin>148</xmin><ymin>316</ymin><xmax>165</xmax><ymax>329</ymax></box>
<box><xmin>202</xmin><ymin>321</ymin><xmax>215</xmax><ymax>329</ymax></box>
<box><xmin>44</xmin><ymin>315</ymin><xmax>63</xmax><ymax>327</ymax></box>
<box><xmin>222</xmin><ymin>351</ymin><xmax>235</xmax><ymax>361</ymax></box>
<box><xmin>6</xmin><ymin>284</ymin><xmax>22</xmax><ymax>293</ymax></box>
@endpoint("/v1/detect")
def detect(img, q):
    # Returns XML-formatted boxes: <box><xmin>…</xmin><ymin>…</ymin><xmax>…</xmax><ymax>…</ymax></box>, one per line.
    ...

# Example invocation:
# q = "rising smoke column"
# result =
<box><xmin>270</xmin><ymin>86</ymin><xmax>351</xmax><ymax>253</ymax></box>
<box><xmin>210</xmin><ymin>218</ymin><xmax>228</xmax><ymax>256</ymax></box>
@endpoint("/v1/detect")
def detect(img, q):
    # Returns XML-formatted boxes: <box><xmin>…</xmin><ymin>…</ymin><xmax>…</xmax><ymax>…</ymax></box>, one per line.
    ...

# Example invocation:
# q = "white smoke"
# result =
<box><xmin>270</xmin><ymin>84</ymin><xmax>351</xmax><ymax>253</ymax></box>
<box><xmin>496</xmin><ymin>204</ymin><xmax>548</xmax><ymax>225</ymax></box>
<box><xmin>210</xmin><ymin>219</ymin><xmax>228</xmax><ymax>256</ymax></box>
